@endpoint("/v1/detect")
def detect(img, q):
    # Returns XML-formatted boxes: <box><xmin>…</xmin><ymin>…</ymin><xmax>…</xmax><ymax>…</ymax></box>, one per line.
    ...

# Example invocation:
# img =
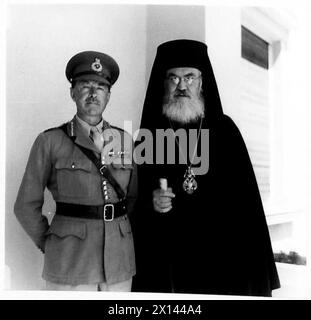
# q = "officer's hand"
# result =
<box><xmin>153</xmin><ymin>187</ymin><xmax>175</xmax><ymax>213</ymax></box>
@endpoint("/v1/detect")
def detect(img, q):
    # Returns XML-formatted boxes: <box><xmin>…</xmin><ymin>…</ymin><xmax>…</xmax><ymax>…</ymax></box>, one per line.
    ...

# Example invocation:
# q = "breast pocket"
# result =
<box><xmin>55</xmin><ymin>158</ymin><xmax>93</xmax><ymax>198</ymax></box>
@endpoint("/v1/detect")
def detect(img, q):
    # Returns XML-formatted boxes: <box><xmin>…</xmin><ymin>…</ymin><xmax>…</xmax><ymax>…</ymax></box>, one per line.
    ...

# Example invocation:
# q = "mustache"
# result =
<box><xmin>85</xmin><ymin>96</ymin><xmax>99</xmax><ymax>104</ymax></box>
<box><xmin>174</xmin><ymin>90</ymin><xmax>190</xmax><ymax>98</ymax></box>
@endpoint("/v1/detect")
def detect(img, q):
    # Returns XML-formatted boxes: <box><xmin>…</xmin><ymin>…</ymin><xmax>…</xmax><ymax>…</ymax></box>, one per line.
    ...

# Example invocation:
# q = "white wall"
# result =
<box><xmin>5</xmin><ymin>4</ymin><xmax>206</xmax><ymax>290</ymax></box>
<box><xmin>205</xmin><ymin>7</ymin><xmax>242</xmax><ymax>120</ymax></box>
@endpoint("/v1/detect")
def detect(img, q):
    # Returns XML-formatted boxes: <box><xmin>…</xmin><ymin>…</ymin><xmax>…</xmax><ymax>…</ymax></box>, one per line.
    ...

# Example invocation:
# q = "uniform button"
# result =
<box><xmin>71</xmin><ymin>163</ymin><xmax>75</xmax><ymax>169</ymax></box>
<box><xmin>105</xmin><ymin>195</ymin><xmax>109</xmax><ymax>200</ymax></box>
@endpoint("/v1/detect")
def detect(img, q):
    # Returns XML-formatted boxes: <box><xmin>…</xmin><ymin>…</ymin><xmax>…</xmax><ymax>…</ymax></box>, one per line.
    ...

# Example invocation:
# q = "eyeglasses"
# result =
<box><xmin>165</xmin><ymin>74</ymin><xmax>202</xmax><ymax>86</ymax></box>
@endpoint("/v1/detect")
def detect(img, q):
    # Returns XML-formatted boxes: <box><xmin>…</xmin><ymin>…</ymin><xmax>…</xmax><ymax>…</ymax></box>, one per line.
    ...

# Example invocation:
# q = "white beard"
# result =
<box><xmin>162</xmin><ymin>93</ymin><xmax>205</xmax><ymax>124</ymax></box>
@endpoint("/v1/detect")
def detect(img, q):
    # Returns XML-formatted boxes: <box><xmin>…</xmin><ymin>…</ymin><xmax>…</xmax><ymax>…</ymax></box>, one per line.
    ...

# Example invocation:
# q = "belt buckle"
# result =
<box><xmin>103</xmin><ymin>204</ymin><xmax>114</xmax><ymax>222</ymax></box>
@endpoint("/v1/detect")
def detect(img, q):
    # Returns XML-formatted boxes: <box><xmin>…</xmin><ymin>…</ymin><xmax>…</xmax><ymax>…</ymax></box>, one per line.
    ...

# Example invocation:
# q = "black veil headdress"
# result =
<box><xmin>139</xmin><ymin>39</ymin><xmax>223</xmax><ymax>130</ymax></box>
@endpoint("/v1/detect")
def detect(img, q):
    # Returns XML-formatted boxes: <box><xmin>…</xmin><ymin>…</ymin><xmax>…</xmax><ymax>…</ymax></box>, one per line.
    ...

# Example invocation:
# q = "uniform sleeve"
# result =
<box><xmin>14</xmin><ymin>132</ymin><xmax>52</xmax><ymax>252</ymax></box>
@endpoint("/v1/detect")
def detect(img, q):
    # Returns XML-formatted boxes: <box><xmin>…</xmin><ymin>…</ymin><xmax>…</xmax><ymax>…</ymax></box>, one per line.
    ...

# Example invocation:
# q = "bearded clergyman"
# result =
<box><xmin>132</xmin><ymin>39</ymin><xmax>280</xmax><ymax>296</ymax></box>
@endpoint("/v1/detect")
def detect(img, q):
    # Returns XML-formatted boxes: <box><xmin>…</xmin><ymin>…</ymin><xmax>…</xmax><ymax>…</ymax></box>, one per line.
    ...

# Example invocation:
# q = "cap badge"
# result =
<box><xmin>91</xmin><ymin>58</ymin><xmax>103</xmax><ymax>72</ymax></box>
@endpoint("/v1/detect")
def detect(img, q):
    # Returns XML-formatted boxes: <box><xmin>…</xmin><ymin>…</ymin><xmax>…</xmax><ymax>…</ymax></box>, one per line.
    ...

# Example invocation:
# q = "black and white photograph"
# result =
<box><xmin>2</xmin><ymin>0</ymin><xmax>311</xmax><ymax>304</ymax></box>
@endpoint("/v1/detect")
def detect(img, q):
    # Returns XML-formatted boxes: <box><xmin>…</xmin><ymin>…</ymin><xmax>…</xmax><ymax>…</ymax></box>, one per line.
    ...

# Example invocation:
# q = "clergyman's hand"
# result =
<box><xmin>152</xmin><ymin>187</ymin><xmax>175</xmax><ymax>213</ymax></box>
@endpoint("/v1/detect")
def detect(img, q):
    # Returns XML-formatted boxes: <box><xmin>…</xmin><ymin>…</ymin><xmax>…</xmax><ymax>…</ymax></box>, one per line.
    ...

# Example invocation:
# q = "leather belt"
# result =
<box><xmin>55</xmin><ymin>201</ymin><xmax>127</xmax><ymax>222</ymax></box>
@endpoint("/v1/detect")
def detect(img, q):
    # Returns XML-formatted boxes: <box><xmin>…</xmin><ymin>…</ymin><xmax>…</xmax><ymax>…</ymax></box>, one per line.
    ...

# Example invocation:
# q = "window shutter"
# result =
<box><xmin>241</xmin><ymin>26</ymin><xmax>270</xmax><ymax>201</ymax></box>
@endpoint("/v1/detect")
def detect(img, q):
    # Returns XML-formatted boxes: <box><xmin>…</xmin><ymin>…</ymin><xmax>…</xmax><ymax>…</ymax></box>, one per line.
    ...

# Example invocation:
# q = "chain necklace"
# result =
<box><xmin>168</xmin><ymin>116</ymin><xmax>204</xmax><ymax>194</ymax></box>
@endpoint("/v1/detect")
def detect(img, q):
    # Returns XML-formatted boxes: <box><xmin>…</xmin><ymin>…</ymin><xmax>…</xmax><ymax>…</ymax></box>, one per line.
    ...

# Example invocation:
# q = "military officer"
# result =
<box><xmin>14</xmin><ymin>51</ymin><xmax>137</xmax><ymax>291</ymax></box>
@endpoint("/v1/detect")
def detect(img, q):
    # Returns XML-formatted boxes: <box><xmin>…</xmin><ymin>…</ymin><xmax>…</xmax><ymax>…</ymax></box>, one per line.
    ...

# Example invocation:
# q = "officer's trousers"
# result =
<box><xmin>45</xmin><ymin>277</ymin><xmax>132</xmax><ymax>292</ymax></box>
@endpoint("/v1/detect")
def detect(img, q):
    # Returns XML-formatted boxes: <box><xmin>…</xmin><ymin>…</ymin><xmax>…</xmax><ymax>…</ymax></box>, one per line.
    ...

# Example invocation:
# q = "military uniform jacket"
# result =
<box><xmin>14</xmin><ymin>116</ymin><xmax>137</xmax><ymax>285</ymax></box>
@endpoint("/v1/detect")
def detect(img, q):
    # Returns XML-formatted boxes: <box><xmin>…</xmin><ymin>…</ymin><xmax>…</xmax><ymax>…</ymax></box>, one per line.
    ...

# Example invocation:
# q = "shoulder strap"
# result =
<box><xmin>44</xmin><ymin>125</ymin><xmax>65</xmax><ymax>133</ymax></box>
<box><xmin>59</xmin><ymin>123</ymin><xmax>126</xmax><ymax>201</ymax></box>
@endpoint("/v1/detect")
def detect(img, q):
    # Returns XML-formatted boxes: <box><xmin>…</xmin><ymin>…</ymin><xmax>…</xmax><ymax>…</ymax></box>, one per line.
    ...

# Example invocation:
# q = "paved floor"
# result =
<box><xmin>272</xmin><ymin>263</ymin><xmax>311</xmax><ymax>299</ymax></box>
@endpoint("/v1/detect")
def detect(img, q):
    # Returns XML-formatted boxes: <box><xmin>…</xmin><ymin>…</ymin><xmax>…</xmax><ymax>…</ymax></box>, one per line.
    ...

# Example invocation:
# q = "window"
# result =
<box><xmin>242</xmin><ymin>26</ymin><xmax>269</xmax><ymax>69</ymax></box>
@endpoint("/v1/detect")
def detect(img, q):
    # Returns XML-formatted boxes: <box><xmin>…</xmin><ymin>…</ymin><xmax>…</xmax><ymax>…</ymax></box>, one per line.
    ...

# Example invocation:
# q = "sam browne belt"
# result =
<box><xmin>55</xmin><ymin>201</ymin><xmax>127</xmax><ymax>222</ymax></box>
